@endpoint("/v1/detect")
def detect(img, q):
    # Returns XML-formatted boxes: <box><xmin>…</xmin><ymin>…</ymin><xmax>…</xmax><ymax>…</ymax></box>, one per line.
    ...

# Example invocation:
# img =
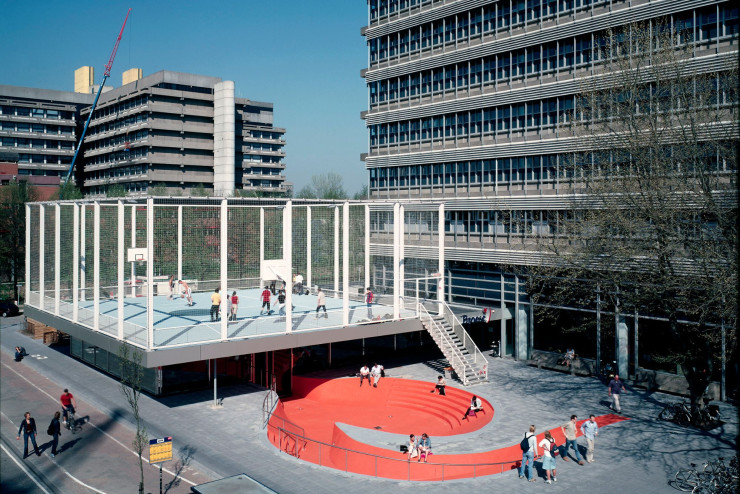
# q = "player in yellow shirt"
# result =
<box><xmin>210</xmin><ymin>288</ymin><xmax>221</xmax><ymax>322</ymax></box>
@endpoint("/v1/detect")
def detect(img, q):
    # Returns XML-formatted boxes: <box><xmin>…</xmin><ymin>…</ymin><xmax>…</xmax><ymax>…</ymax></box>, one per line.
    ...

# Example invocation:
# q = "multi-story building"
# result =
<box><xmin>82</xmin><ymin>70</ymin><xmax>287</xmax><ymax>197</ymax></box>
<box><xmin>0</xmin><ymin>85</ymin><xmax>92</xmax><ymax>185</ymax></box>
<box><xmin>362</xmin><ymin>1</ymin><xmax>738</xmax><ymax>361</ymax></box>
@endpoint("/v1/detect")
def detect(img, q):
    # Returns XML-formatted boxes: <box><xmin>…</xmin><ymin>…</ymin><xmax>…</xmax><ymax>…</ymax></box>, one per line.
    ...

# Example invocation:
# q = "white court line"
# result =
<box><xmin>1</xmin><ymin>361</ymin><xmax>197</xmax><ymax>486</ymax></box>
<box><xmin>0</xmin><ymin>440</ymin><xmax>52</xmax><ymax>494</ymax></box>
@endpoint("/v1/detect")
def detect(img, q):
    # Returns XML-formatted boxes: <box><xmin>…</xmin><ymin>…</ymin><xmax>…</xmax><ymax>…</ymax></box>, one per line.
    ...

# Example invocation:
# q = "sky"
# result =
<box><xmin>0</xmin><ymin>0</ymin><xmax>369</xmax><ymax>195</ymax></box>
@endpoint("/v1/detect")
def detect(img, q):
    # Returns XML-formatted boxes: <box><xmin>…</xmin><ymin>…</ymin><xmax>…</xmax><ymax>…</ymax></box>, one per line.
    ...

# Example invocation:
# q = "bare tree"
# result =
<box><xmin>118</xmin><ymin>343</ymin><xmax>147</xmax><ymax>494</ymax></box>
<box><xmin>530</xmin><ymin>22</ymin><xmax>738</xmax><ymax>416</ymax></box>
<box><xmin>296</xmin><ymin>172</ymin><xmax>348</xmax><ymax>200</ymax></box>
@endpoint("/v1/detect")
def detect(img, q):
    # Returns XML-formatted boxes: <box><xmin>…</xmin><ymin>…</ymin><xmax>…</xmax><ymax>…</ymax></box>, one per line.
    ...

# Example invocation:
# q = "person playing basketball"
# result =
<box><xmin>167</xmin><ymin>275</ymin><xmax>175</xmax><ymax>300</ymax></box>
<box><xmin>179</xmin><ymin>280</ymin><xmax>193</xmax><ymax>306</ymax></box>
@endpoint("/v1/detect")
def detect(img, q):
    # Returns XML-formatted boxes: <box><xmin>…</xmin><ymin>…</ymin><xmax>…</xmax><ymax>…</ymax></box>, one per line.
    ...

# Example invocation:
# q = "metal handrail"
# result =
<box><xmin>419</xmin><ymin>304</ymin><xmax>467</xmax><ymax>384</ymax></box>
<box><xmin>440</xmin><ymin>301</ymin><xmax>488</xmax><ymax>382</ymax></box>
<box><xmin>274</xmin><ymin>426</ymin><xmax>519</xmax><ymax>481</ymax></box>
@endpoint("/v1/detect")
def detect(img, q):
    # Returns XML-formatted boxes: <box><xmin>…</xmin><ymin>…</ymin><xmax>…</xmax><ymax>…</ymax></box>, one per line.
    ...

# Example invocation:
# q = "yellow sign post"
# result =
<box><xmin>149</xmin><ymin>436</ymin><xmax>172</xmax><ymax>494</ymax></box>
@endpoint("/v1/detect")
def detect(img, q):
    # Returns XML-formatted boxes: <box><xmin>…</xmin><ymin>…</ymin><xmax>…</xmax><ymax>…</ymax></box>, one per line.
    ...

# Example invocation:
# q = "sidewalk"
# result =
<box><xmin>1</xmin><ymin>316</ymin><xmax>737</xmax><ymax>494</ymax></box>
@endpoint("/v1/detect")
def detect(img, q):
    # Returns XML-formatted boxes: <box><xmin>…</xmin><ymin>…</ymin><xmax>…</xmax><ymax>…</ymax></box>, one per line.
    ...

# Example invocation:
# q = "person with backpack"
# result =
<box><xmin>48</xmin><ymin>411</ymin><xmax>61</xmax><ymax>457</ymax></box>
<box><xmin>538</xmin><ymin>430</ymin><xmax>558</xmax><ymax>484</ymax></box>
<box><xmin>518</xmin><ymin>425</ymin><xmax>539</xmax><ymax>482</ymax></box>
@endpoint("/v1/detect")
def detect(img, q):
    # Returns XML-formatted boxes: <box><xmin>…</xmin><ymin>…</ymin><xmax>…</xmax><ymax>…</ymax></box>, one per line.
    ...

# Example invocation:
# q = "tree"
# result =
<box><xmin>0</xmin><ymin>181</ymin><xmax>37</xmax><ymax>302</ymax></box>
<box><xmin>107</xmin><ymin>183</ymin><xmax>127</xmax><ymax>198</ymax></box>
<box><xmin>295</xmin><ymin>173</ymin><xmax>347</xmax><ymax>200</ymax></box>
<box><xmin>54</xmin><ymin>181</ymin><xmax>83</xmax><ymax>200</ymax></box>
<box><xmin>148</xmin><ymin>183</ymin><xmax>168</xmax><ymax>196</ymax></box>
<box><xmin>118</xmin><ymin>343</ymin><xmax>147</xmax><ymax>494</ymax></box>
<box><xmin>529</xmin><ymin>22</ymin><xmax>738</xmax><ymax>416</ymax></box>
<box><xmin>353</xmin><ymin>184</ymin><xmax>369</xmax><ymax>200</ymax></box>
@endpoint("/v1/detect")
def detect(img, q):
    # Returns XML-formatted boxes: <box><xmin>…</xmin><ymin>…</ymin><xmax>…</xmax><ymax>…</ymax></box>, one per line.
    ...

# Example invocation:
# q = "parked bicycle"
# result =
<box><xmin>674</xmin><ymin>456</ymin><xmax>739</xmax><ymax>493</ymax></box>
<box><xmin>658</xmin><ymin>400</ymin><xmax>693</xmax><ymax>425</ymax></box>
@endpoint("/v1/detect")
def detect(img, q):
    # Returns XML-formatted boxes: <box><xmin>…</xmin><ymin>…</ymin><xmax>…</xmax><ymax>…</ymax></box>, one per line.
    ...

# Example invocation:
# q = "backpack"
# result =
<box><xmin>47</xmin><ymin>421</ymin><xmax>55</xmax><ymax>436</ymax></box>
<box><xmin>520</xmin><ymin>433</ymin><xmax>531</xmax><ymax>452</ymax></box>
<box><xmin>549</xmin><ymin>439</ymin><xmax>559</xmax><ymax>456</ymax></box>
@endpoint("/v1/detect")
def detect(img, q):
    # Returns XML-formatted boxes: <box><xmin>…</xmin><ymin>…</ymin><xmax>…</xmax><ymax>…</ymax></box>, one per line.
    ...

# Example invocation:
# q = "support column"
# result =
<box><xmin>393</xmin><ymin>203</ymin><xmax>400</xmax><ymax>319</ymax></box>
<box><xmin>515</xmin><ymin>275</ymin><xmax>528</xmax><ymax>361</ymax></box>
<box><xmin>24</xmin><ymin>204</ymin><xmax>30</xmax><ymax>308</ymax></box>
<box><xmin>596</xmin><ymin>285</ymin><xmax>601</xmax><ymax>375</ymax></box>
<box><xmin>528</xmin><ymin>298</ymin><xmax>534</xmax><ymax>360</ymax></box>
<box><xmin>306</xmin><ymin>206</ymin><xmax>312</xmax><ymax>291</ymax></box>
<box><xmin>80</xmin><ymin>205</ymin><xmax>86</xmax><ymax>301</ymax></box>
<box><xmin>364</xmin><ymin>204</ymin><xmax>370</xmax><ymax>291</ymax></box>
<box><xmin>259</xmin><ymin>208</ymin><xmax>265</xmax><ymax>286</ymax></box>
<box><xmin>146</xmin><ymin>198</ymin><xmax>154</xmax><ymax>349</ymax></box>
<box><xmin>93</xmin><ymin>201</ymin><xmax>100</xmax><ymax>332</ymax></box>
<box><xmin>398</xmin><ymin>205</ymin><xmax>405</xmax><ymax>311</ymax></box>
<box><xmin>438</xmin><ymin>204</ymin><xmax>445</xmax><ymax>313</ymax></box>
<box><xmin>72</xmin><ymin>204</ymin><xmax>79</xmax><ymax>322</ymax></box>
<box><xmin>177</xmin><ymin>205</ymin><xmax>182</xmax><ymax>282</ymax></box>
<box><xmin>130</xmin><ymin>205</ymin><xmax>136</xmax><ymax>297</ymax></box>
<box><xmin>342</xmin><ymin>202</ymin><xmax>350</xmax><ymax>326</ymax></box>
<box><xmin>633</xmin><ymin>307</ymin><xmax>639</xmax><ymax>377</ymax></box>
<box><xmin>499</xmin><ymin>272</ymin><xmax>506</xmax><ymax>355</ymax></box>
<box><xmin>39</xmin><ymin>205</ymin><xmax>44</xmax><ymax>308</ymax></box>
<box><xmin>284</xmin><ymin>202</ymin><xmax>293</xmax><ymax>332</ymax></box>
<box><xmin>220</xmin><ymin>199</ymin><xmax>228</xmax><ymax>341</ymax></box>
<box><xmin>118</xmin><ymin>201</ymin><xmax>125</xmax><ymax>340</ymax></box>
<box><xmin>333</xmin><ymin>206</ymin><xmax>339</xmax><ymax>295</ymax></box>
<box><xmin>615</xmin><ymin>304</ymin><xmax>629</xmax><ymax>379</ymax></box>
<box><xmin>54</xmin><ymin>204</ymin><xmax>60</xmax><ymax>315</ymax></box>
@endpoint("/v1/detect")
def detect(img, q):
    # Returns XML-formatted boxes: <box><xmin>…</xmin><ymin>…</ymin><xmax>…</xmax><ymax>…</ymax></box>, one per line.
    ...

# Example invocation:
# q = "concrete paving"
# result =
<box><xmin>1</xmin><ymin>315</ymin><xmax>736</xmax><ymax>494</ymax></box>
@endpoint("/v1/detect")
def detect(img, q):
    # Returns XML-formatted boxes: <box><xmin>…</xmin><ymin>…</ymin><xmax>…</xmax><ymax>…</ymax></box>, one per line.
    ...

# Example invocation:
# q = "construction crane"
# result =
<box><xmin>62</xmin><ymin>8</ymin><xmax>132</xmax><ymax>197</ymax></box>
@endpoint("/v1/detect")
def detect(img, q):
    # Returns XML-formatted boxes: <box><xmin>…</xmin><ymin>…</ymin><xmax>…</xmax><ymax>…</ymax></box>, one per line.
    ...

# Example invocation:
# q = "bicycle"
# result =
<box><xmin>658</xmin><ymin>401</ymin><xmax>692</xmax><ymax>425</ymax></box>
<box><xmin>674</xmin><ymin>463</ymin><xmax>709</xmax><ymax>492</ymax></box>
<box><xmin>65</xmin><ymin>407</ymin><xmax>77</xmax><ymax>434</ymax></box>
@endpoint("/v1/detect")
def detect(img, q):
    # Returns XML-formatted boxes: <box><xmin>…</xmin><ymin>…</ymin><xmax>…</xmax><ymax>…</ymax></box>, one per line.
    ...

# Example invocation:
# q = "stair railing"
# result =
<box><xmin>419</xmin><ymin>303</ymin><xmax>468</xmax><ymax>384</ymax></box>
<box><xmin>440</xmin><ymin>302</ymin><xmax>488</xmax><ymax>382</ymax></box>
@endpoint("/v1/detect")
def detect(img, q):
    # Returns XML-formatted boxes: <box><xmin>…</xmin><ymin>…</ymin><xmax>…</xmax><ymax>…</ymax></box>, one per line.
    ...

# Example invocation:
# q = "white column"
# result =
<box><xmin>72</xmin><ymin>203</ymin><xmax>79</xmax><ymax>322</ymax></box>
<box><xmin>130</xmin><ymin>205</ymin><xmax>136</xmax><ymax>297</ymax></box>
<box><xmin>284</xmin><ymin>201</ymin><xmax>293</xmax><ymax>333</ymax></box>
<box><xmin>259</xmin><ymin>207</ymin><xmax>265</xmax><ymax>286</ymax></box>
<box><xmin>364</xmin><ymin>204</ymin><xmax>370</xmax><ymax>291</ymax></box>
<box><xmin>146</xmin><ymin>198</ymin><xmax>154</xmax><ymax>349</ymax></box>
<box><xmin>39</xmin><ymin>205</ymin><xmax>45</xmax><ymax>308</ymax></box>
<box><xmin>54</xmin><ymin>204</ymin><xmax>60</xmax><ymax>315</ymax></box>
<box><xmin>399</xmin><ymin>204</ymin><xmax>405</xmax><ymax>312</ymax></box>
<box><xmin>306</xmin><ymin>206</ymin><xmax>312</xmax><ymax>290</ymax></box>
<box><xmin>80</xmin><ymin>205</ymin><xmax>86</xmax><ymax>302</ymax></box>
<box><xmin>117</xmin><ymin>201</ymin><xmax>125</xmax><ymax>340</ymax></box>
<box><xmin>333</xmin><ymin>206</ymin><xmax>339</xmax><ymax>295</ymax></box>
<box><xmin>220</xmin><ymin>199</ymin><xmax>228</xmax><ymax>340</ymax></box>
<box><xmin>393</xmin><ymin>203</ymin><xmax>400</xmax><ymax>319</ymax></box>
<box><xmin>438</xmin><ymin>203</ymin><xmax>445</xmax><ymax>312</ymax></box>
<box><xmin>177</xmin><ymin>205</ymin><xmax>182</xmax><ymax>282</ymax></box>
<box><xmin>93</xmin><ymin>201</ymin><xmax>100</xmax><ymax>331</ymax></box>
<box><xmin>342</xmin><ymin>202</ymin><xmax>350</xmax><ymax>326</ymax></box>
<box><xmin>24</xmin><ymin>204</ymin><xmax>30</xmax><ymax>307</ymax></box>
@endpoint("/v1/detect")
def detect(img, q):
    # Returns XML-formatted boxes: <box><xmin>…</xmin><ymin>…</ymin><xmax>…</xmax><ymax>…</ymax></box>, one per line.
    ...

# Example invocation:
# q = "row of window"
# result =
<box><xmin>14</xmin><ymin>154</ymin><xmax>72</xmax><ymax>165</ymax></box>
<box><xmin>248</xmin><ymin>130</ymin><xmax>283</xmax><ymax>140</ymax></box>
<box><xmin>87</xmin><ymin>130</ymin><xmax>149</xmax><ymax>151</ymax></box>
<box><xmin>246</xmin><ymin>179</ymin><xmax>282</xmax><ymax>188</ymax></box>
<box><xmin>88</xmin><ymin>113</ymin><xmax>149</xmax><ymax>136</ymax></box>
<box><xmin>87</xmin><ymin>147</ymin><xmax>149</xmax><ymax>166</ymax></box>
<box><xmin>16</xmin><ymin>169</ymin><xmax>61</xmax><ymax>176</ymax></box>
<box><xmin>244</xmin><ymin>142</ymin><xmax>283</xmax><ymax>151</ymax></box>
<box><xmin>0</xmin><ymin>105</ymin><xmax>74</xmax><ymax>120</ymax></box>
<box><xmin>1</xmin><ymin>137</ymin><xmax>74</xmax><ymax>150</ymax></box>
<box><xmin>242</xmin><ymin>154</ymin><xmax>283</xmax><ymax>164</ymax></box>
<box><xmin>90</xmin><ymin>95</ymin><xmax>149</xmax><ymax>120</ymax></box>
<box><xmin>0</xmin><ymin>121</ymin><xmax>74</xmax><ymax>135</ymax></box>
<box><xmin>369</xmin><ymin>0</ymin><xmax>435</xmax><ymax>20</ymax></box>
<box><xmin>87</xmin><ymin>165</ymin><xmax>147</xmax><ymax>181</ymax></box>
<box><xmin>88</xmin><ymin>182</ymin><xmax>149</xmax><ymax>196</ymax></box>
<box><xmin>369</xmin><ymin>9</ymin><xmax>739</xmax><ymax>106</ymax></box>
<box><xmin>243</xmin><ymin>167</ymin><xmax>283</xmax><ymax>176</ymax></box>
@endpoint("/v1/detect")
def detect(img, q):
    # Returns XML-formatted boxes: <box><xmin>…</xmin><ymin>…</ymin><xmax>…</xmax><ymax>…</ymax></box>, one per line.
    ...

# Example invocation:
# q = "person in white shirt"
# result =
<box><xmin>294</xmin><ymin>274</ymin><xmax>304</xmax><ymax>295</ymax></box>
<box><xmin>359</xmin><ymin>365</ymin><xmax>371</xmax><ymax>387</ymax></box>
<box><xmin>580</xmin><ymin>414</ymin><xmax>599</xmax><ymax>463</ymax></box>
<box><xmin>316</xmin><ymin>288</ymin><xmax>327</xmax><ymax>318</ymax></box>
<box><xmin>519</xmin><ymin>425</ymin><xmax>539</xmax><ymax>482</ymax></box>
<box><xmin>371</xmin><ymin>363</ymin><xmax>384</xmax><ymax>387</ymax></box>
<box><xmin>539</xmin><ymin>430</ymin><xmax>558</xmax><ymax>484</ymax></box>
<box><xmin>461</xmin><ymin>395</ymin><xmax>483</xmax><ymax>420</ymax></box>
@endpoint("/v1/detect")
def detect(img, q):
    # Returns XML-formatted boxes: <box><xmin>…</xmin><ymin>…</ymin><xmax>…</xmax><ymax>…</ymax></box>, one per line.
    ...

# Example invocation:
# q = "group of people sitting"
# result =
<box><xmin>405</xmin><ymin>433</ymin><xmax>432</xmax><ymax>462</ymax></box>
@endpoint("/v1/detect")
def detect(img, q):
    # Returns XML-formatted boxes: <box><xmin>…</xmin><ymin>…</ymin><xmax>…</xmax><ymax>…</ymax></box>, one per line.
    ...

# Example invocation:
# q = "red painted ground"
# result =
<box><xmin>267</xmin><ymin>377</ymin><xmax>628</xmax><ymax>481</ymax></box>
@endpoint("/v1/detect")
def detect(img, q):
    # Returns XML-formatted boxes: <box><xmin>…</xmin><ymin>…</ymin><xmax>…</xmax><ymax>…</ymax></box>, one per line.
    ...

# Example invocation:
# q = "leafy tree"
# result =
<box><xmin>148</xmin><ymin>183</ymin><xmax>168</xmax><ymax>196</ymax></box>
<box><xmin>0</xmin><ymin>181</ymin><xmax>36</xmax><ymax>302</ymax></box>
<box><xmin>529</xmin><ymin>22</ymin><xmax>738</xmax><ymax>415</ymax></box>
<box><xmin>107</xmin><ymin>184</ymin><xmax>127</xmax><ymax>198</ymax></box>
<box><xmin>54</xmin><ymin>181</ymin><xmax>83</xmax><ymax>200</ymax></box>
<box><xmin>353</xmin><ymin>184</ymin><xmax>369</xmax><ymax>200</ymax></box>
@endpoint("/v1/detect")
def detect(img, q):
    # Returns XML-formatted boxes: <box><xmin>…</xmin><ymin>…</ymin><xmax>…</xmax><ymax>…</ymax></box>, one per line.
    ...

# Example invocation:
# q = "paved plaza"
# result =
<box><xmin>1</xmin><ymin>316</ymin><xmax>736</xmax><ymax>493</ymax></box>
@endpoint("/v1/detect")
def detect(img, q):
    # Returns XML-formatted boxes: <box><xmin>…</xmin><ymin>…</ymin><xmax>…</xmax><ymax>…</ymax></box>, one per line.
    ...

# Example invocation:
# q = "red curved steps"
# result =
<box><xmin>267</xmin><ymin>376</ymin><xmax>629</xmax><ymax>480</ymax></box>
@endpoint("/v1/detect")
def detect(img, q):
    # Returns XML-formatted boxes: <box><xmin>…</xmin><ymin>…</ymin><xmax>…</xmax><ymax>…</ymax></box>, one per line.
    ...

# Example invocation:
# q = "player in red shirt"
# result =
<box><xmin>259</xmin><ymin>286</ymin><xmax>272</xmax><ymax>315</ymax></box>
<box><xmin>60</xmin><ymin>389</ymin><xmax>77</xmax><ymax>427</ymax></box>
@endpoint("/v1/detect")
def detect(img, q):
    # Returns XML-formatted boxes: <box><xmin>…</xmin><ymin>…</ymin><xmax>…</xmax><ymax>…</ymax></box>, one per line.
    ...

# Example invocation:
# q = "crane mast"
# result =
<box><xmin>62</xmin><ymin>8</ymin><xmax>132</xmax><ymax>195</ymax></box>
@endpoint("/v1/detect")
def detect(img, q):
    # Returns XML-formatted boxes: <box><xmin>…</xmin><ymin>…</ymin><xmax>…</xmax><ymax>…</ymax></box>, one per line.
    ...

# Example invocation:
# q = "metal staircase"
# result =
<box><xmin>419</xmin><ymin>303</ymin><xmax>488</xmax><ymax>385</ymax></box>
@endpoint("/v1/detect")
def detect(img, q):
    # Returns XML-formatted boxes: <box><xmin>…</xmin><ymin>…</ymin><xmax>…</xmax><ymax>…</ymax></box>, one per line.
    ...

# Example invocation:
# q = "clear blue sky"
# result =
<box><xmin>0</xmin><ymin>0</ymin><xmax>369</xmax><ymax>195</ymax></box>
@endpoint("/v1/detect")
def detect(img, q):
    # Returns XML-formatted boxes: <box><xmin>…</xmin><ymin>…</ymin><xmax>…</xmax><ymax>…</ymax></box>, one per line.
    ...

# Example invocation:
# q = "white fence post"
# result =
<box><xmin>118</xmin><ymin>200</ymin><xmax>125</xmax><ymax>340</ymax></box>
<box><xmin>146</xmin><ymin>198</ymin><xmax>154</xmax><ymax>349</ymax></box>
<box><xmin>284</xmin><ymin>201</ymin><xmax>293</xmax><ymax>333</ymax></box>
<box><xmin>393</xmin><ymin>203</ymin><xmax>400</xmax><ymax>319</ymax></box>
<box><xmin>54</xmin><ymin>204</ymin><xmax>60</xmax><ymax>315</ymax></box>
<box><xmin>343</xmin><ymin>202</ymin><xmax>349</xmax><ymax>326</ymax></box>
<box><xmin>39</xmin><ymin>205</ymin><xmax>44</xmax><ymax>308</ymax></box>
<box><xmin>72</xmin><ymin>203</ymin><xmax>79</xmax><ymax>322</ymax></box>
<box><xmin>220</xmin><ymin>199</ymin><xmax>228</xmax><ymax>341</ymax></box>
<box><xmin>334</xmin><ymin>206</ymin><xmax>339</xmax><ymax>295</ymax></box>
<box><xmin>25</xmin><ymin>204</ymin><xmax>30</xmax><ymax>308</ymax></box>
<box><xmin>93</xmin><ymin>201</ymin><xmax>100</xmax><ymax>332</ymax></box>
<box><xmin>438</xmin><ymin>203</ymin><xmax>445</xmax><ymax>313</ymax></box>
<box><xmin>306</xmin><ymin>205</ymin><xmax>312</xmax><ymax>291</ymax></box>
<box><xmin>364</xmin><ymin>204</ymin><xmax>370</xmax><ymax>292</ymax></box>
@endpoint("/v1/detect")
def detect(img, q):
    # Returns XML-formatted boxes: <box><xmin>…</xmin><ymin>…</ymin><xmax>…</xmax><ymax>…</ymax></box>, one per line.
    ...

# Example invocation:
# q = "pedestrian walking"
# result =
<box><xmin>518</xmin><ymin>425</ymin><xmax>538</xmax><ymax>482</ymax></box>
<box><xmin>260</xmin><ymin>286</ymin><xmax>272</xmax><ymax>315</ymax></box>
<box><xmin>230</xmin><ymin>291</ymin><xmax>239</xmax><ymax>321</ymax></box>
<box><xmin>16</xmin><ymin>412</ymin><xmax>40</xmax><ymax>458</ymax></box>
<box><xmin>210</xmin><ymin>288</ymin><xmax>221</xmax><ymax>322</ymax></box>
<box><xmin>48</xmin><ymin>411</ymin><xmax>61</xmax><ymax>457</ymax></box>
<box><xmin>560</xmin><ymin>415</ymin><xmax>585</xmax><ymax>464</ymax></box>
<box><xmin>371</xmin><ymin>363</ymin><xmax>384</xmax><ymax>387</ymax></box>
<box><xmin>580</xmin><ymin>414</ymin><xmax>599</xmax><ymax>463</ymax></box>
<box><xmin>539</xmin><ymin>431</ymin><xmax>558</xmax><ymax>484</ymax></box>
<box><xmin>608</xmin><ymin>374</ymin><xmax>627</xmax><ymax>413</ymax></box>
<box><xmin>360</xmin><ymin>365</ymin><xmax>371</xmax><ymax>386</ymax></box>
<box><xmin>365</xmin><ymin>287</ymin><xmax>374</xmax><ymax>319</ymax></box>
<box><xmin>316</xmin><ymin>288</ymin><xmax>327</xmax><ymax>318</ymax></box>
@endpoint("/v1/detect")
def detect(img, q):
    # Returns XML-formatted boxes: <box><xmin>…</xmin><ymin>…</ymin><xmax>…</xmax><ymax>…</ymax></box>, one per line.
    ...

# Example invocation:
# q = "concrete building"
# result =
<box><xmin>81</xmin><ymin>70</ymin><xmax>287</xmax><ymax>197</ymax></box>
<box><xmin>0</xmin><ymin>85</ymin><xmax>92</xmax><ymax>184</ymax></box>
<box><xmin>361</xmin><ymin>0</ymin><xmax>738</xmax><ymax>369</ymax></box>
